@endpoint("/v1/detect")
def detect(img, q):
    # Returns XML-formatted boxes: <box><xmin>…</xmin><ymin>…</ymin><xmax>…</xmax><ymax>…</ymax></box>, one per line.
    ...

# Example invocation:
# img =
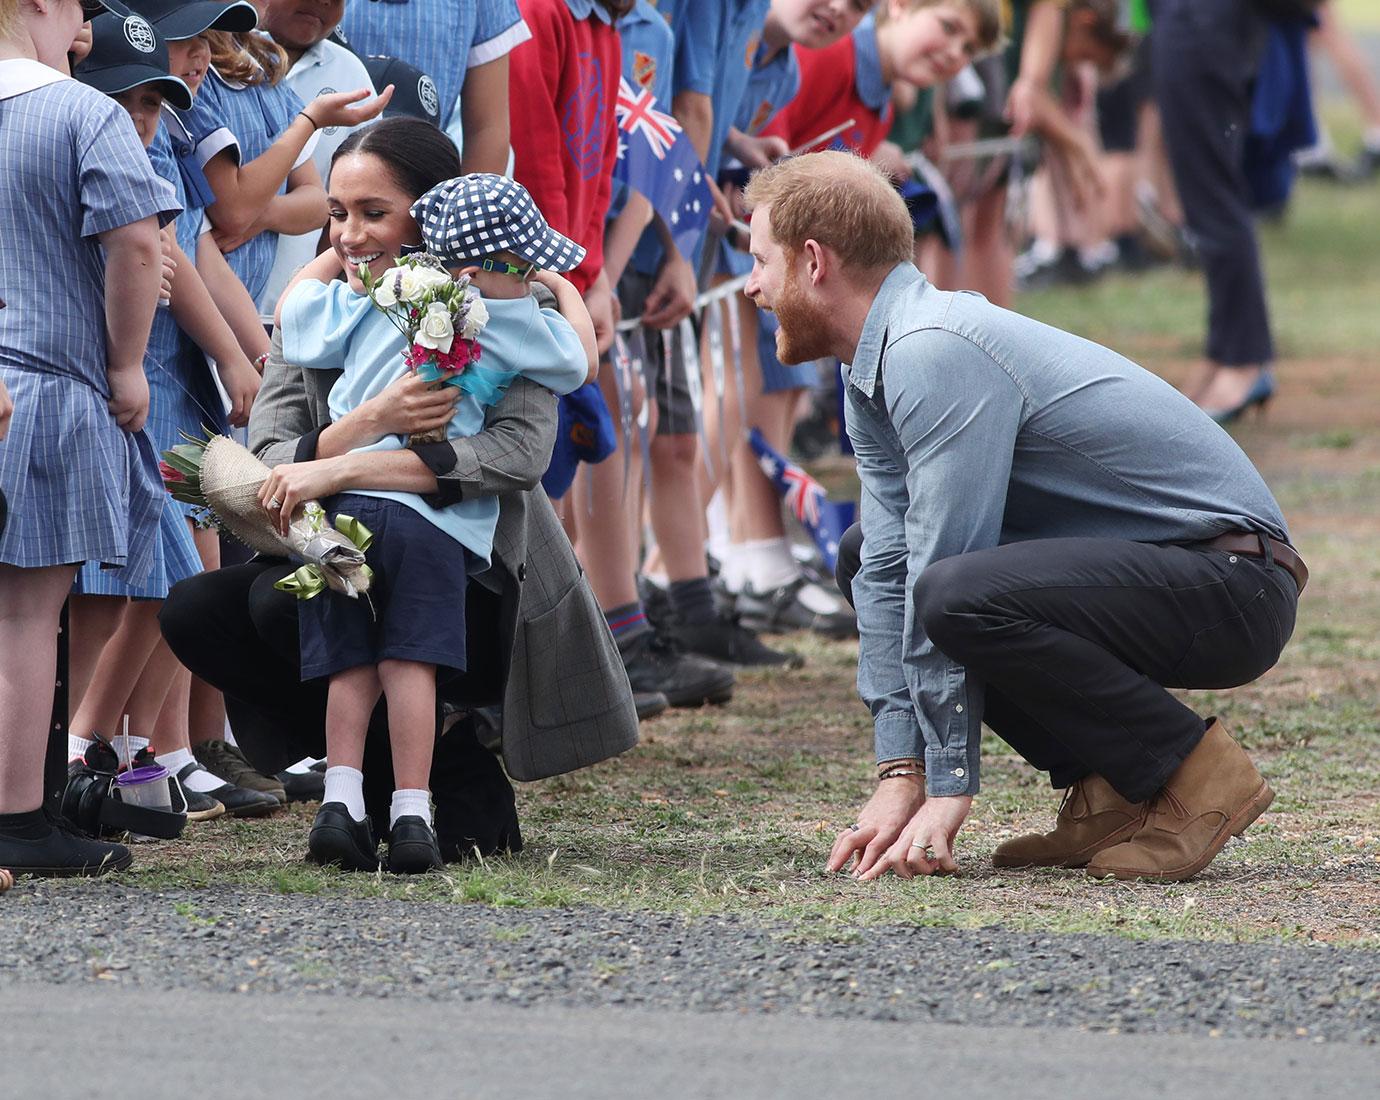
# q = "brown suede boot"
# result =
<box><xmin>1086</xmin><ymin>718</ymin><xmax>1273</xmax><ymax>882</ymax></box>
<box><xmin>992</xmin><ymin>773</ymin><xmax>1146</xmax><ymax>868</ymax></box>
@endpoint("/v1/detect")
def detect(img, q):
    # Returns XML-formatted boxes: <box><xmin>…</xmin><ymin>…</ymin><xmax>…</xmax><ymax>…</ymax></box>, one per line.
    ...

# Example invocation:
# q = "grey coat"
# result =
<box><xmin>248</xmin><ymin>331</ymin><xmax>638</xmax><ymax>781</ymax></box>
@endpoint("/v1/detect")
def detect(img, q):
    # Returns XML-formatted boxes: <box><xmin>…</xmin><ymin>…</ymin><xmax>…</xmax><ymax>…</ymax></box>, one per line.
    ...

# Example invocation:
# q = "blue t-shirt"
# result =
<box><xmin>735</xmin><ymin>40</ymin><xmax>800</xmax><ymax>135</ymax></box>
<box><xmin>181</xmin><ymin>70</ymin><xmax>304</xmax><ymax>302</ymax></box>
<box><xmin>337</xmin><ymin>0</ymin><xmax>527</xmax><ymax>134</ymax></box>
<box><xmin>281</xmin><ymin>279</ymin><xmax>587</xmax><ymax>562</ymax></box>
<box><xmin>671</xmin><ymin>0</ymin><xmax>770</xmax><ymax>179</ymax></box>
<box><xmin>609</xmin><ymin>0</ymin><xmax>677</xmax><ymax>222</ymax></box>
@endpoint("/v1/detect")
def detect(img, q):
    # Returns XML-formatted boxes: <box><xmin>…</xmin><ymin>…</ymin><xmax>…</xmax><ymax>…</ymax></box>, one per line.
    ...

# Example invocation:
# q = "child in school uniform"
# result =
<box><xmin>274</xmin><ymin>171</ymin><xmax>595</xmax><ymax>873</ymax></box>
<box><xmin>69</xmin><ymin>11</ymin><xmax>285</xmax><ymax>821</ymax></box>
<box><xmin>173</xmin><ymin>11</ymin><xmax>391</xmax><ymax>314</ymax></box>
<box><xmin>0</xmin><ymin>0</ymin><xmax>180</xmax><ymax>876</ymax></box>
<box><xmin>765</xmin><ymin>1</ymin><xmax>1001</xmax><ymax>159</ymax></box>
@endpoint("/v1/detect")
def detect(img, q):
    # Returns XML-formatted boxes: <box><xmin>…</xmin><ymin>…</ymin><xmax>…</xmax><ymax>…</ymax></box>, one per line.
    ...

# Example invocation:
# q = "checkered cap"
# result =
<box><xmin>410</xmin><ymin>174</ymin><xmax>586</xmax><ymax>273</ymax></box>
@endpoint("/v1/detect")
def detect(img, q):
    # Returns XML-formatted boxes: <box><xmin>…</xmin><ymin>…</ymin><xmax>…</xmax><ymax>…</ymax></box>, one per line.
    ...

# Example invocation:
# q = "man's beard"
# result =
<box><xmin>771</xmin><ymin>270</ymin><xmax>832</xmax><ymax>365</ymax></box>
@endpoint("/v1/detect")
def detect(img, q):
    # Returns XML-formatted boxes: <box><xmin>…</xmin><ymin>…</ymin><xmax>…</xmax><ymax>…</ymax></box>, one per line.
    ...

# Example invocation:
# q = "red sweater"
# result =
<box><xmin>763</xmin><ymin>35</ymin><xmax>893</xmax><ymax>159</ymax></box>
<box><xmin>508</xmin><ymin>0</ymin><xmax>621</xmax><ymax>294</ymax></box>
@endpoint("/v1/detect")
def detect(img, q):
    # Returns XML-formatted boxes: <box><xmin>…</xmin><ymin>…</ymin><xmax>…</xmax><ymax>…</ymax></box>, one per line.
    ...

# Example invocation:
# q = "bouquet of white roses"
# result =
<box><xmin>359</xmin><ymin>252</ymin><xmax>489</xmax><ymax>445</ymax></box>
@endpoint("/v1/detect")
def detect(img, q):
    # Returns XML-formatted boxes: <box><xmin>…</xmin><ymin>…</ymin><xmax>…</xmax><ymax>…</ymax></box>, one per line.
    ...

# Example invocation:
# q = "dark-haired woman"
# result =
<box><xmin>160</xmin><ymin>118</ymin><xmax>639</xmax><ymax>864</ymax></box>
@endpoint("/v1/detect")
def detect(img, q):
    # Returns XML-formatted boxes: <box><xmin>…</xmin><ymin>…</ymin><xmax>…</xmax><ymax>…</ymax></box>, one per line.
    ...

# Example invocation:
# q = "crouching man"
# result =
<box><xmin>742</xmin><ymin>152</ymin><xmax>1304</xmax><ymax>883</ymax></box>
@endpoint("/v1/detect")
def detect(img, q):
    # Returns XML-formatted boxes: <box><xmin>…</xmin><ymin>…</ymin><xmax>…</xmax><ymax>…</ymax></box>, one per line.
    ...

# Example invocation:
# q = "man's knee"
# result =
<box><xmin>835</xmin><ymin>522</ymin><xmax>864</xmax><ymax>609</ymax></box>
<box><xmin>159</xmin><ymin>571</ymin><xmax>223</xmax><ymax>655</ymax></box>
<box><xmin>914</xmin><ymin>555</ymin><xmax>983</xmax><ymax>651</ymax></box>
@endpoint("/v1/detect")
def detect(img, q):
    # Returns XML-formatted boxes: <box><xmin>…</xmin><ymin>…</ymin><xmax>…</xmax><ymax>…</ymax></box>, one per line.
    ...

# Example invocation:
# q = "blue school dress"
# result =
<box><xmin>74</xmin><ymin>126</ymin><xmax>217</xmax><ymax>599</ymax></box>
<box><xmin>0</xmin><ymin>63</ymin><xmax>178</xmax><ymax>579</ymax></box>
<box><xmin>337</xmin><ymin>0</ymin><xmax>528</xmax><ymax>137</ymax></box>
<box><xmin>180</xmin><ymin>69</ymin><xmax>305</xmax><ymax>304</ymax></box>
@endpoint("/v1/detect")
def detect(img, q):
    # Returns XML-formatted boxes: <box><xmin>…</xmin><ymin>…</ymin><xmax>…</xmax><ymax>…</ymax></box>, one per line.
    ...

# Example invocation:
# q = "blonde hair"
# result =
<box><xmin>0</xmin><ymin>0</ymin><xmax>20</xmax><ymax>43</ymax></box>
<box><xmin>743</xmin><ymin>151</ymin><xmax>915</xmax><ymax>272</ymax></box>
<box><xmin>206</xmin><ymin>30</ymin><xmax>287</xmax><ymax>86</ymax></box>
<box><xmin>877</xmin><ymin>0</ymin><xmax>1005</xmax><ymax>56</ymax></box>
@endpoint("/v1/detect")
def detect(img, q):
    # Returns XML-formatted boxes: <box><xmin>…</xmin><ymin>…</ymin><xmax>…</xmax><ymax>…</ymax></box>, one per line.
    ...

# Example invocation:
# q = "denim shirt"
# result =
<box><xmin>845</xmin><ymin>263</ymin><xmax>1290</xmax><ymax>797</ymax></box>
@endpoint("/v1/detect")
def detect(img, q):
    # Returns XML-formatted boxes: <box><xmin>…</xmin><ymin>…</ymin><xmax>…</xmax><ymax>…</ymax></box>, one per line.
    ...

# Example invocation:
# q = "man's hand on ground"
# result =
<box><xmin>858</xmin><ymin>795</ymin><xmax>974</xmax><ymax>881</ymax></box>
<box><xmin>826</xmin><ymin>775</ymin><xmax>925</xmax><ymax>878</ymax></box>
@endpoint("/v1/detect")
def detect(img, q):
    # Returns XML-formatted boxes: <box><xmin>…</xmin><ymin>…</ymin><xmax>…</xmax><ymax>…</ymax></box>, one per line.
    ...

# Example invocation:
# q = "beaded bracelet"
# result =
<box><xmin>878</xmin><ymin>767</ymin><xmax>923</xmax><ymax>781</ymax></box>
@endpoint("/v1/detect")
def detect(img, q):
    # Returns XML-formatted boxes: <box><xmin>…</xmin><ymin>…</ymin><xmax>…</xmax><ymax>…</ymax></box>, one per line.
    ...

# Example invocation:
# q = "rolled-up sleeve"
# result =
<box><xmin>849</xmin><ymin>328</ymin><xmax>1024</xmax><ymax>797</ymax></box>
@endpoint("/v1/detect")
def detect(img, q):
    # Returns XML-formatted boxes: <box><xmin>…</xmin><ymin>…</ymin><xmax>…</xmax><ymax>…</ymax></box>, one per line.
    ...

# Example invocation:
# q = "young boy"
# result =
<box><xmin>278</xmin><ymin>172</ymin><xmax>596</xmax><ymax>873</ymax></box>
<box><xmin>764</xmin><ymin>0</ymin><xmax>1003</xmax><ymax>159</ymax></box>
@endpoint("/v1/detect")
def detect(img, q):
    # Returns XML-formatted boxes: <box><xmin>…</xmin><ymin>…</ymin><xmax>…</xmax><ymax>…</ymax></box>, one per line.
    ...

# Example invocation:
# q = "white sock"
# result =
<box><xmin>283</xmin><ymin>756</ymin><xmax>321</xmax><ymax>775</ymax></box>
<box><xmin>735</xmin><ymin>537</ymin><xmax>800</xmax><ymax>592</ymax></box>
<box><xmin>68</xmin><ymin>734</ymin><xmax>95</xmax><ymax>761</ymax></box>
<box><xmin>157</xmin><ymin>748</ymin><xmax>223</xmax><ymax>793</ymax></box>
<box><xmin>323</xmin><ymin>766</ymin><xmax>366</xmax><ymax>821</ymax></box>
<box><xmin>389</xmin><ymin>788</ymin><xmax>432</xmax><ymax>829</ymax></box>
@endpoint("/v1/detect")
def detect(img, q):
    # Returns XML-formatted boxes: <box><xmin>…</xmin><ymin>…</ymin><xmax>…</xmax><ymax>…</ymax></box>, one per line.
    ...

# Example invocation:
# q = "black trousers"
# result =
<box><xmin>159</xmin><ymin>560</ymin><xmax>521</xmax><ymax>856</ymax></box>
<box><xmin>1151</xmin><ymin>0</ymin><xmax>1273</xmax><ymax>366</ymax></box>
<box><xmin>836</xmin><ymin>525</ymin><xmax>1297</xmax><ymax>803</ymax></box>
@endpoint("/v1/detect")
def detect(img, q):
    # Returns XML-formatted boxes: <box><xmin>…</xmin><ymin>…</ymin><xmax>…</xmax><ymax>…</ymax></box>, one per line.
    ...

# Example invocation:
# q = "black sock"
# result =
<box><xmin>0</xmin><ymin>809</ymin><xmax>49</xmax><ymax>839</ymax></box>
<box><xmin>669</xmin><ymin>577</ymin><xmax>716</xmax><ymax>626</ymax></box>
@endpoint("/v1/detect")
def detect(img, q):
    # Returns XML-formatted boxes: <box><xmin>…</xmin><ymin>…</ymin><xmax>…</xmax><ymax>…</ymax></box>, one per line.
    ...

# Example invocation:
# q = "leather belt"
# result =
<box><xmin>1200</xmin><ymin>533</ymin><xmax>1308</xmax><ymax>595</ymax></box>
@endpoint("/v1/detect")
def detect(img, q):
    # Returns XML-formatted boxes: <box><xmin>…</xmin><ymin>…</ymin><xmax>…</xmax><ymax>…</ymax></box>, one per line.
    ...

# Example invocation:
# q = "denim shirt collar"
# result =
<box><xmin>565</xmin><ymin>0</ymin><xmax>615</xmax><ymax>24</ymax></box>
<box><xmin>848</xmin><ymin>262</ymin><xmax>924</xmax><ymax>398</ymax></box>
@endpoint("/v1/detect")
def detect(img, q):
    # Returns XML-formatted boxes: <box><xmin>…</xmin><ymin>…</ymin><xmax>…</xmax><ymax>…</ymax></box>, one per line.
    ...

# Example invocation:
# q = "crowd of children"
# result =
<box><xmin>0</xmin><ymin>0</ymin><xmax>1366</xmax><ymax>877</ymax></box>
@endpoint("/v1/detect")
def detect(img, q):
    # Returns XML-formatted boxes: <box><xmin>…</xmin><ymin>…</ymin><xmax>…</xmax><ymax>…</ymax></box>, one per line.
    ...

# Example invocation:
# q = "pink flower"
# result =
<box><xmin>158</xmin><ymin>461</ymin><xmax>186</xmax><ymax>485</ymax></box>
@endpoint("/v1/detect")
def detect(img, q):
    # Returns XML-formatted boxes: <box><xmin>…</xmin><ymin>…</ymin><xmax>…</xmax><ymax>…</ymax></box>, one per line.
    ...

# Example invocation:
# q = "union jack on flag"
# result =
<box><xmin>615</xmin><ymin>77</ymin><xmax>681</xmax><ymax>160</ymax></box>
<box><xmin>748</xmin><ymin>429</ymin><xmax>856</xmax><ymax>571</ymax></box>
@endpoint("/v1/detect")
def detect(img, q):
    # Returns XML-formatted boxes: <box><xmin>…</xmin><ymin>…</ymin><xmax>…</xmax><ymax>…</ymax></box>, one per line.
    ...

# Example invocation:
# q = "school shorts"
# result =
<box><xmin>298</xmin><ymin>493</ymin><xmax>471</xmax><ymax>680</ymax></box>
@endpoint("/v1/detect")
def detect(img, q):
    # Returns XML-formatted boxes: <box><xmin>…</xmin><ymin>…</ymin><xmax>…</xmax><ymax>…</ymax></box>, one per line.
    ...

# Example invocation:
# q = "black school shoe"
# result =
<box><xmin>174</xmin><ymin>763</ymin><xmax>279</xmax><ymax>818</ymax></box>
<box><xmin>306</xmin><ymin>802</ymin><xmax>380</xmax><ymax>872</ymax></box>
<box><xmin>276</xmin><ymin>768</ymin><xmax>326</xmax><ymax>803</ymax></box>
<box><xmin>620</xmin><ymin>630</ymin><xmax>736</xmax><ymax>708</ymax></box>
<box><xmin>387</xmin><ymin>816</ymin><xmax>444</xmax><ymax>874</ymax></box>
<box><xmin>0</xmin><ymin>808</ymin><xmax>132</xmax><ymax>877</ymax></box>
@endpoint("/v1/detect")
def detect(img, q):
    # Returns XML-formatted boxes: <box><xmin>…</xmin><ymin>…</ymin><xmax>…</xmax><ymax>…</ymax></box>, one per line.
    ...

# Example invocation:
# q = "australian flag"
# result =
<box><xmin>748</xmin><ymin>429</ymin><xmax>856</xmax><ymax>572</ymax></box>
<box><xmin>612</xmin><ymin>77</ymin><xmax>712</xmax><ymax>260</ymax></box>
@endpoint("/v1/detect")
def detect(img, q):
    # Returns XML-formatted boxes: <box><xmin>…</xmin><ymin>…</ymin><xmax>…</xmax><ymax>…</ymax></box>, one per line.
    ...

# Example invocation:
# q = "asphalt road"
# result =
<box><xmin>2</xmin><ymin>982</ymin><xmax>1375</xmax><ymax>1100</ymax></box>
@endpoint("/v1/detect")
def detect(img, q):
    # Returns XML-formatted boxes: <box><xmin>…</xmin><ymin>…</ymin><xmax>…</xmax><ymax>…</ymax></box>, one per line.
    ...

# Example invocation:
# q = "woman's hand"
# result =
<box><xmin>216</xmin><ymin>355</ymin><xmax>262</xmax><ymax>428</ymax></box>
<box><xmin>257</xmin><ymin>458</ymin><xmax>349</xmax><ymax>536</ymax></box>
<box><xmin>352</xmin><ymin>371</ymin><xmax>461</xmax><ymax>440</ymax></box>
<box><xmin>0</xmin><ymin>378</ymin><xmax>13</xmax><ymax>441</ymax></box>
<box><xmin>68</xmin><ymin>22</ymin><xmax>93</xmax><ymax>67</ymax></box>
<box><xmin>302</xmin><ymin>85</ymin><xmax>395</xmax><ymax>131</ymax></box>
<box><xmin>826</xmin><ymin>775</ymin><xmax>926</xmax><ymax>878</ymax></box>
<box><xmin>582</xmin><ymin>269</ymin><xmax>616</xmax><ymax>356</ymax></box>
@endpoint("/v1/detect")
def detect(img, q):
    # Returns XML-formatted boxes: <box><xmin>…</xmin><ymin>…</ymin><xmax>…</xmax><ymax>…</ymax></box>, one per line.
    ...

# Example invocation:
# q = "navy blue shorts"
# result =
<box><xmin>298</xmin><ymin>493</ymin><xmax>471</xmax><ymax>681</ymax></box>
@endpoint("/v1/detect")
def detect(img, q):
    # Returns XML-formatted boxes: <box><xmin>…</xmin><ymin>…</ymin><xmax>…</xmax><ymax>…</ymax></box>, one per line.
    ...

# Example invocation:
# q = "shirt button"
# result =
<box><xmin>1228</xmin><ymin>555</ymin><xmax>1238</xmax><ymax>563</ymax></box>
<box><xmin>955</xmin><ymin>704</ymin><xmax>964</xmax><ymax>713</ymax></box>
<box><xmin>954</xmin><ymin>768</ymin><xmax>965</xmax><ymax>778</ymax></box>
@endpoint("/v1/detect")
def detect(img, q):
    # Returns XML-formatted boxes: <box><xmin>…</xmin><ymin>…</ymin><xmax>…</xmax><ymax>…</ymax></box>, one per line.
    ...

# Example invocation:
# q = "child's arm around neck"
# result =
<box><xmin>529</xmin><ymin>269</ymin><xmax>599</xmax><ymax>386</ymax></box>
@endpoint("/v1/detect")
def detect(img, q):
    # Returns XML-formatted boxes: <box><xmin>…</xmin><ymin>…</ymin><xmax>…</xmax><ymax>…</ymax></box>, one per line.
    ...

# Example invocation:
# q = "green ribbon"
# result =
<box><xmin>334</xmin><ymin>513</ymin><xmax>374</xmax><ymax>552</ymax></box>
<box><xmin>271</xmin><ymin>513</ymin><xmax>375</xmax><ymax>600</ymax></box>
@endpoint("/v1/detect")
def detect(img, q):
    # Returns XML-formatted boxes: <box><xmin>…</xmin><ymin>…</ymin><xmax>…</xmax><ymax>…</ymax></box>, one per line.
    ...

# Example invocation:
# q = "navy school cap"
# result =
<box><xmin>126</xmin><ymin>0</ymin><xmax>259</xmax><ymax>40</ymax></box>
<box><xmin>76</xmin><ymin>12</ymin><xmax>192</xmax><ymax>110</ymax></box>
<box><xmin>363</xmin><ymin>55</ymin><xmax>443</xmax><ymax>127</ymax></box>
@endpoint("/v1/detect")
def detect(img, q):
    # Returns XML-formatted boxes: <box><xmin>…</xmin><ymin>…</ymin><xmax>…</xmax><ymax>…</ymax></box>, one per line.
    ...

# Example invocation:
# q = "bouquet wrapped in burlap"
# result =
<box><xmin>160</xmin><ymin>433</ymin><xmax>373</xmax><ymax>599</ymax></box>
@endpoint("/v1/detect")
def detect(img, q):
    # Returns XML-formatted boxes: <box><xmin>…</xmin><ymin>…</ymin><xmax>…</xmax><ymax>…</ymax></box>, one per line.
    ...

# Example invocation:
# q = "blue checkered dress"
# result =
<box><xmin>75</xmin><ymin>127</ymin><xmax>214</xmax><ymax>599</ymax></box>
<box><xmin>337</xmin><ymin>0</ymin><xmax>527</xmax><ymax>132</ymax></box>
<box><xmin>181</xmin><ymin>70</ymin><xmax>304</xmax><ymax>302</ymax></box>
<box><xmin>0</xmin><ymin>75</ymin><xmax>180</xmax><ymax>580</ymax></box>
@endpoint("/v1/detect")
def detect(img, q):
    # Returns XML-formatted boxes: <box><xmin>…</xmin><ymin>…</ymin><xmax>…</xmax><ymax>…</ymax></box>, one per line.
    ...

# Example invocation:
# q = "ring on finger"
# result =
<box><xmin>268</xmin><ymin>497</ymin><xmax>282</xmax><ymax>510</ymax></box>
<box><xmin>848</xmin><ymin>823</ymin><xmax>860</xmax><ymax>833</ymax></box>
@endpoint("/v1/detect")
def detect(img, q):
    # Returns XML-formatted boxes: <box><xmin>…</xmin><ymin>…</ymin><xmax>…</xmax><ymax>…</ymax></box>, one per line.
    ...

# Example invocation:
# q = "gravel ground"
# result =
<box><xmin>2</xmin><ymin>883</ymin><xmax>1376</xmax><ymax>1044</ymax></box>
